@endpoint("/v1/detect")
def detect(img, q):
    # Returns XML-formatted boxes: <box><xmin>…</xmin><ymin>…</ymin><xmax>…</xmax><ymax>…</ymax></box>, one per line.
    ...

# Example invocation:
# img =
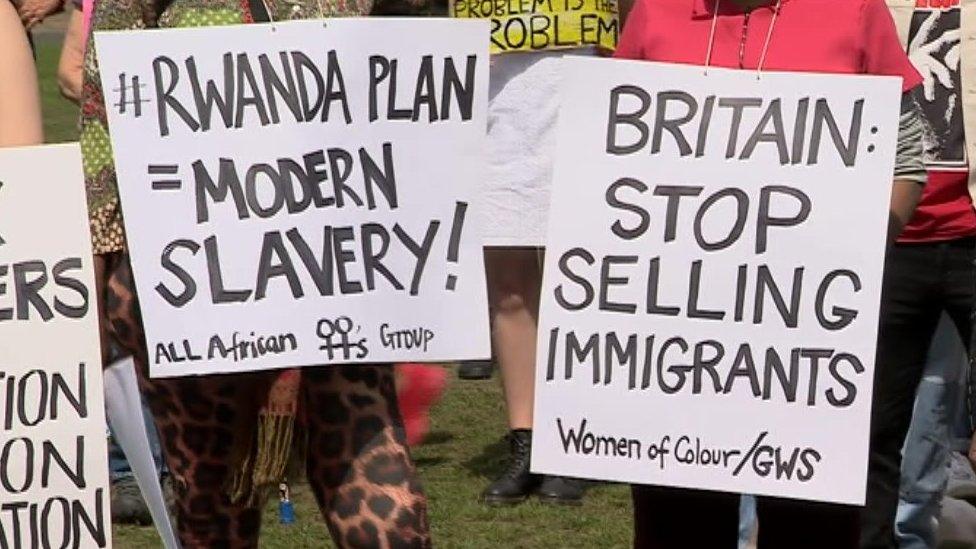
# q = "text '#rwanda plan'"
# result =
<box><xmin>95</xmin><ymin>19</ymin><xmax>491</xmax><ymax>377</ymax></box>
<box><xmin>531</xmin><ymin>59</ymin><xmax>901</xmax><ymax>505</ymax></box>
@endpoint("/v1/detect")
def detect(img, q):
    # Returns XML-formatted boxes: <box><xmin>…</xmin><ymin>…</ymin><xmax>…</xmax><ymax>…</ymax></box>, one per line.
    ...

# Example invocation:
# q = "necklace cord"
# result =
<box><xmin>704</xmin><ymin>0</ymin><xmax>783</xmax><ymax>78</ymax></box>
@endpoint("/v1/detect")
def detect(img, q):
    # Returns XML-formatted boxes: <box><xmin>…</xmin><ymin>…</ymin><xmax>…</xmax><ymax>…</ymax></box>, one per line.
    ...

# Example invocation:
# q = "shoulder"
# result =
<box><xmin>856</xmin><ymin>0</ymin><xmax>898</xmax><ymax>20</ymax></box>
<box><xmin>789</xmin><ymin>0</ymin><xmax>901</xmax><ymax>32</ymax></box>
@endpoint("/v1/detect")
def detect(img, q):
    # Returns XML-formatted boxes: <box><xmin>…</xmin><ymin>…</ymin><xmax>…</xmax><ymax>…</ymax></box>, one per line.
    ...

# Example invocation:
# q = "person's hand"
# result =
<box><xmin>13</xmin><ymin>0</ymin><xmax>64</xmax><ymax>30</ymax></box>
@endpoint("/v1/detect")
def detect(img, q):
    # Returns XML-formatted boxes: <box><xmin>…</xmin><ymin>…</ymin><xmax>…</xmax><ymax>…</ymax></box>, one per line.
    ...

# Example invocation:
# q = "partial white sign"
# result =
<box><xmin>0</xmin><ymin>144</ymin><xmax>112</xmax><ymax>547</ymax></box>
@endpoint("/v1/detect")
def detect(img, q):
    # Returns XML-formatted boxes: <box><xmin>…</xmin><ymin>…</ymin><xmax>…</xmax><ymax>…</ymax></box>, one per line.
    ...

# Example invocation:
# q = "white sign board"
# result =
<box><xmin>95</xmin><ymin>19</ymin><xmax>491</xmax><ymax>377</ymax></box>
<box><xmin>0</xmin><ymin>144</ymin><xmax>112</xmax><ymax>547</ymax></box>
<box><xmin>531</xmin><ymin>58</ymin><xmax>901</xmax><ymax>505</ymax></box>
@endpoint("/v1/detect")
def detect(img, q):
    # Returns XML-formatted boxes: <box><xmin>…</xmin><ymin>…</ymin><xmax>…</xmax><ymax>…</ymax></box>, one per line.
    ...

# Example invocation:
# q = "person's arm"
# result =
<box><xmin>57</xmin><ymin>7</ymin><xmax>85</xmax><ymax>103</ymax></box>
<box><xmin>888</xmin><ymin>94</ymin><xmax>926</xmax><ymax>241</ymax></box>
<box><xmin>855</xmin><ymin>2</ymin><xmax>925</xmax><ymax>240</ymax></box>
<box><xmin>0</xmin><ymin>0</ymin><xmax>43</xmax><ymax>146</ymax></box>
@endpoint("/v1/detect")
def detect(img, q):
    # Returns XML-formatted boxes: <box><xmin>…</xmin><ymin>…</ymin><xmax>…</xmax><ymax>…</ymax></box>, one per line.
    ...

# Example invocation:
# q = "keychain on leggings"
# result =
<box><xmin>279</xmin><ymin>481</ymin><xmax>295</xmax><ymax>525</ymax></box>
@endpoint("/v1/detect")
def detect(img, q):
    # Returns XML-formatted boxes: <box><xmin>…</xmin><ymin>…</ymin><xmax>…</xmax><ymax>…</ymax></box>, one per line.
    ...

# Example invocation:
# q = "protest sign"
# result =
<box><xmin>0</xmin><ymin>144</ymin><xmax>111</xmax><ymax>547</ymax></box>
<box><xmin>531</xmin><ymin>58</ymin><xmax>902</xmax><ymax>505</ymax></box>
<box><xmin>451</xmin><ymin>0</ymin><xmax>617</xmax><ymax>53</ymax></box>
<box><xmin>94</xmin><ymin>19</ymin><xmax>491</xmax><ymax>377</ymax></box>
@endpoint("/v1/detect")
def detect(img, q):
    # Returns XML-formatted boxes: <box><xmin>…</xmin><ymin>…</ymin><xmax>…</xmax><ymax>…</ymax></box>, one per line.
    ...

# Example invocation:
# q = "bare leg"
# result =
<box><xmin>479</xmin><ymin>248</ymin><xmax>547</xmax><ymax>505</ymax></box>
<box><xmin>482</xmin><ymin>248</ymin><xmax>583</xmax><ymax>505</ymax></box>
<box><xmin>485</xmin><ymin>248</ymin><xmax>543</xmax><ymax>429</ymax></box>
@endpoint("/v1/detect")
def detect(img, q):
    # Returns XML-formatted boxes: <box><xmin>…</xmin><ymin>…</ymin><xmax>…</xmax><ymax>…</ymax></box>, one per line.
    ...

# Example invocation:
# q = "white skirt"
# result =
<box><xmin>482</xmin><ymin>48</ymin><xmax>594</xmax><ymax>247</ymax></box>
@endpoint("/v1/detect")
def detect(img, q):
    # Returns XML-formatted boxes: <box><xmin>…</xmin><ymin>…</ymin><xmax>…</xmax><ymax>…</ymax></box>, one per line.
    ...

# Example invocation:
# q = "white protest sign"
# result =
<box><xmin>95</xmin><ymin>19</ymin><xmax>491</xmax><ymax>377</ymax></box>
<box><xmin>0</xmin><ymin>144</ymin><xmax>112</xmax><ymax>547</ymax></box>
<box><xmin>531</xmin><ymin>58</ymin><xmax>901</xmax><ymax>505</ymax></box>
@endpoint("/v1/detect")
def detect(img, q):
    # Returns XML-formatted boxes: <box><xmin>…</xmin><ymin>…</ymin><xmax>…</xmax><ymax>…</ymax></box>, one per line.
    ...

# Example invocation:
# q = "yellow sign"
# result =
<box><xmin>451</xmin><ymin>0</ymin><xmax>618</xmax><ymax>54</ymax></box>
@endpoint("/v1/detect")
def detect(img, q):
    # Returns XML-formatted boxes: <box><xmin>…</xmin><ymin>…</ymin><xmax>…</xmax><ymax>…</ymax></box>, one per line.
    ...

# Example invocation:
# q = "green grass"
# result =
<box><xmin>104</xmin><ymin>370</ymin><xmax>632</xmax><ymax>548</ymax></box>
<box><xmin>36</xmin><ymin>36</ymin><xmax>632</xmax><ymax>548</ymax></box>
<box><xmin>36</xmin><ymin>37</ymin><xmax>79</xmax><ymax>143</ymax></box>
<box><xmin>286</xmin><ymin>369</ymin><xmax>632</xmax><ymax>548</ymax></box>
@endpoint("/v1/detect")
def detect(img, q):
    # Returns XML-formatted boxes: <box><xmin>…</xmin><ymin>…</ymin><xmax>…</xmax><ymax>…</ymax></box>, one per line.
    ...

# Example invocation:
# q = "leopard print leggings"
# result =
<box><xmin>100</xmin><ymin>252</ymin><xmax>431</xmax><ymax>548</ymax></box>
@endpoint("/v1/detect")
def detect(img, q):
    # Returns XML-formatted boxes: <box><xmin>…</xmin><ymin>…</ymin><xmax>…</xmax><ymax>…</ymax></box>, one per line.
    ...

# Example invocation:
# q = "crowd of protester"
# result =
<box><xmin>3</xmin><ymin>0</ymin><xmax>976</xmax><ymax>546</ymax></box>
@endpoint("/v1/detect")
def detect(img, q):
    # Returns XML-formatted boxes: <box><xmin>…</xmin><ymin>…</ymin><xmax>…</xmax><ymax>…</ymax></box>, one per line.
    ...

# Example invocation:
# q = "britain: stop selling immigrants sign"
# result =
<box><xmin>532</xmin><ymin>58</ymin><xmax>901</xmax><ymax>505</ymax></box>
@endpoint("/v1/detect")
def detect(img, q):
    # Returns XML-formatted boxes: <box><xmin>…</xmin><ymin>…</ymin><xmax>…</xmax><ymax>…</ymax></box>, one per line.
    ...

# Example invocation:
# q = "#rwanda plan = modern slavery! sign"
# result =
<box><xmin>532</xmin><ymin>59</ymin><xmax>902</xmax><ymax>504</ymax></box>
<box><xmin>95</xmin><ymin>19</ymin><xmax>491</xmax><ymax>377</ymax></box>
<box><xmin>0</xmin><ymin>145</ymin><xmax>111</xmax><ymax>547</ymax></box>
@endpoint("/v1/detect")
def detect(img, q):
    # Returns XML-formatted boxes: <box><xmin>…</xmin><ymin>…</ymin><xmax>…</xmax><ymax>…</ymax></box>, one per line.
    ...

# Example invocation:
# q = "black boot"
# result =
<box><xmin>110</xmin><ymin>476</ymin><xmax>153</xmax><ymax>525</ymax></box>
<box><xmin>481</xmin><ymin>429</ymin><xmax>540</xmax><ymax>505</ymax></box>
<box><xmin>537</xmin><ymin>475</ymin><xmax>585</xmax><ymax>505</ymax></box>
<box><xmin>458</xmin><ymin>359</ymin><xmax>494</xmax><ymax>380</ymax></box>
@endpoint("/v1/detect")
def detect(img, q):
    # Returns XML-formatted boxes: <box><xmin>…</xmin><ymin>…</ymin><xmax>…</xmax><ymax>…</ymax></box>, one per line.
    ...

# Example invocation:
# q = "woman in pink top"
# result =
<box><xmin>615</xmin><ymin>0</ymin><xmax>926</xmax><ymax>547</ymax></box>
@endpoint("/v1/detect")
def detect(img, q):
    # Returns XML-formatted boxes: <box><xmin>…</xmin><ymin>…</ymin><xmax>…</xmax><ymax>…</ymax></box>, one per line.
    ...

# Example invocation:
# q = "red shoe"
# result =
<box><xmin>397</xmin><ymin>363</ymin><xmax>448</xmax><ymax>447</ymax></box>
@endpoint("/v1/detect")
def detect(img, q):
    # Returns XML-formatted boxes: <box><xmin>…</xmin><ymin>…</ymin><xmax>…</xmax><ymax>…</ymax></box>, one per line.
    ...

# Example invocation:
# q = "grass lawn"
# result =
<box><xmin>34</xmin><ymin>36</ymin><xmax>633</xmax><ymax>548</ymax></box>
<box><xmin>108</xmin><ymin>368</ymin><xmax>633</xmax><ymax>548</ymax></box>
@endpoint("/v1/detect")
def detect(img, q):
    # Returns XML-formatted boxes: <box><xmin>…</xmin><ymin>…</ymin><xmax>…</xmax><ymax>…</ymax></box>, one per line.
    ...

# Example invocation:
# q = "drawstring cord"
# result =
<box><xmin>704</xmin><ymin>0</ymin><xmax>783</xmax><ymax>79</ymax></box>
<box><xmin>755</xmin><ymin>0</ymin><xmax>781</xmax><ymax>78</ymax></box>
<box><xmin>703</xmin><ymin>0</ymin><xmax>721</xmax><ymax>73</ymax></box>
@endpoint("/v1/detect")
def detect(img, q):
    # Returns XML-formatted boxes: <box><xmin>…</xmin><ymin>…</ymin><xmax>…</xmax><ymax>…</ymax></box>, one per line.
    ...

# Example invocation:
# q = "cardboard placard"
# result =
<box><xmin>95</xmin><ymin>19</ymin><xmax>492</xmax><ymax>377</ymax></box>
<box><xmin>0</xmin><ymin>144</ymin><xmax>112</xmax><ymax>547</ymax></box>
<box><xmin>531</xmin><ymin>58</ymin><xmax>901</xmax><ymax>505</ymax></box>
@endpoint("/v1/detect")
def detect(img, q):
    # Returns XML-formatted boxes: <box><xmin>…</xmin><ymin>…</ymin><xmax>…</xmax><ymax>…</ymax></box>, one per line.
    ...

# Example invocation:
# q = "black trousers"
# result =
<box><xmin>862</xmin><ymin>238</ymin><xmax>976</xmax><ymax>548</ymax></box>
<box><xmin>632</xmin><ymin>486</ymin><xmax>860</xmax><ymax>548</ymax></box>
